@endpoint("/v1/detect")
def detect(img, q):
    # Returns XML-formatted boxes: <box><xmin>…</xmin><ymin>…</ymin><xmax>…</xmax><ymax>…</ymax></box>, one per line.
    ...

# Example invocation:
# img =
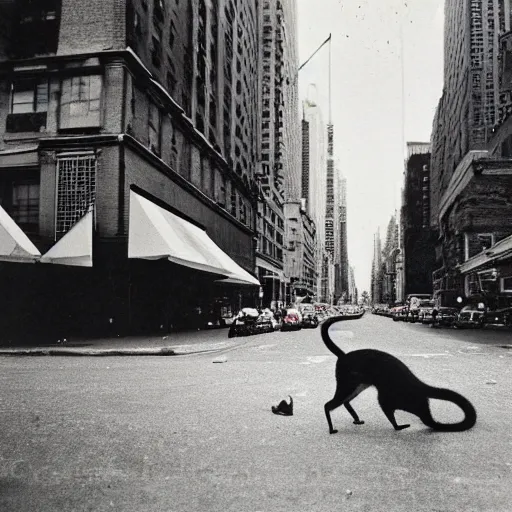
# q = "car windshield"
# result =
<box><xmin>420</xmin><ymin>300</ymin><xmax>434</xmax><ymax>307</ymax></box>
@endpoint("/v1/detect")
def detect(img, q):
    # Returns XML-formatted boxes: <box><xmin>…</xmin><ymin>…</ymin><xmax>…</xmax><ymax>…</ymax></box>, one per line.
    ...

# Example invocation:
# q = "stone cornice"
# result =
<box><xmin>37</xmin><ymin>133</ymin><xmax>255</xmax><ymax>237</ymax></box>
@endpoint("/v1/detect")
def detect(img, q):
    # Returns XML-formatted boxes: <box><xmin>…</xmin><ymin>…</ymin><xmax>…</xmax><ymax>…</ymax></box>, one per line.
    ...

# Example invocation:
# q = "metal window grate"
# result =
<box><xmin>55</xmin><ymin>153</ymin><xmax>96</xmax><ymax>239</ymax></box>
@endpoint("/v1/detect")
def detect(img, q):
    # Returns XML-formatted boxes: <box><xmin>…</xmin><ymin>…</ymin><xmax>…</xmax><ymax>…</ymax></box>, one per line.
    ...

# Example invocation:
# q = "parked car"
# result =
<box><xmin>256</xmin><ymin>308</ymin><xmax>278</xmax><ymax>333</ymax></box>
<box><xmin>372</xmin><ymin>304</ymin><xmax>390</xmax><ymax>316</ymax></box>
<box><xmin>405</xmin><ymin>294</ymin><xmax>432</xmax><ymax>323</ymax></box>
<box><xmin>418</xmin><ymin>300</ymin><xmax>435</xmax><ymax>324</ymax></box>
<box><xmin>432</xmin><ymin>306</ymin><xmax>459</xmax><ymax>327</ymax></box>
<box><xmin>281</xmin><ymin>308</ymin><xmax>302</xmax><ymax>331</ymax></box>
<box><xmin>302</xmin><ymin>311</ymin><xmax>319</xmax><ymax>328</ymax></box>
<box><xmin>484</xmin><ymin>306</ymin><xmax>512</xmax><ymax>327</ymax></box>
<box><xmin>431</xmin><ymin>289</ymin><xmax>464</xmax><ymax>328</ymax></box>
<box><xmin>456</xmin><ymin>304</ymin><xmax>485</xmax><ymax>329</ymax></box>
<box><xmin>299</xmin><ymin>305</ymin><xmax>319</xmax><ymax>328</ymax></box>
<box><xmin>390</xmin><ymin>305</ymin><xmax>407</xmax><ymax>321</ymax></box>
<box><xmin>228</xmin><ymin>308</ymin><xmax>261</xmax><ymax>337</ymax></box>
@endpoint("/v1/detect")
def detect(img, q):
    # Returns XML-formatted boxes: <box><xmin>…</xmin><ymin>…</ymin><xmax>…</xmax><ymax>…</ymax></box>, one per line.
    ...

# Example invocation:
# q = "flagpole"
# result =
<box><xmin>328</xmin><ymin>34</ymin><xmax>332</xmax><ymax>123</ymax></box>
<box><xmin>298</xmin><ymin>33</ymin><xmax>331</xmax><ymax>72</ymax></box>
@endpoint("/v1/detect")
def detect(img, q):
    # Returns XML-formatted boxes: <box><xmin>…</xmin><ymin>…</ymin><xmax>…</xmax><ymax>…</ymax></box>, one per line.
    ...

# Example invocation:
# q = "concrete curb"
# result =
<box><xmin>0</xmin><ymin>340</ymin><xmax>246</xmax><ymax>357</ymax></box>
<box><xmin>0</xmin><ymin>347</ymin><xmax>178</xmax><ymax>357</ymax></box>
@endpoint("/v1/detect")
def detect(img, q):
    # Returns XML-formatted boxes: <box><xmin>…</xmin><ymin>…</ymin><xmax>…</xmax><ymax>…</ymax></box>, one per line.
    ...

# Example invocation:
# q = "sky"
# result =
<box><xmin>296</xmin><ymin>0</ymin><xmax>444</xmax><ymax>294</ymax></box>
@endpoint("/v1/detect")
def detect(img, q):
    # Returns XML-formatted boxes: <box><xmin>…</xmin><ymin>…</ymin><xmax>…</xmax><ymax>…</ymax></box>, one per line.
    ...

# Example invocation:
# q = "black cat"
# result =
<box><xmin>321</xmin><ymin>313</ymin><xmax>477</xmax><ymax>434</ymax></box>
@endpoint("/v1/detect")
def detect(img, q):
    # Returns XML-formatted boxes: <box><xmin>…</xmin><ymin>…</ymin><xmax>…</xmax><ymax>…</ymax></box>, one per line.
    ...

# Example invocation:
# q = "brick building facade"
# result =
<box><xmin>429</xmin><ymin>0</ymin><xmax>512</xmax><ymax>296</ymax></box>
<box><xmin>283</xmin><ymin>200</ymin><xmax>316</xmax><ymax>303</ymax></box>
<box><xmin>0</xmin><ymin>0</ymin><xmax>261</xmax><ymax>339</ymax></box>
<box><xmin>255</xmin><ymin>0</ymin><xmax>299</xmax><ymax>309</ymax></box>
<box><xmin>401</xmin><ymin>143</ymin><xmax>436</xmax><ymax>296</ymax></box>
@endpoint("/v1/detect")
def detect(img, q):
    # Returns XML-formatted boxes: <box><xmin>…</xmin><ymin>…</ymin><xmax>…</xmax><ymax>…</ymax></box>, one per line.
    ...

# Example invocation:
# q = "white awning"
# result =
<box><xmin>40</xmin><ymin>210</ymin><xmax>93</xmax><ymax>267</ymax></box>
<box><xmin>128</xmin><ymin>190</ymin><xmax>259</xmax><ymax>286</ymax></box>
<box><xmin>0</xmin><ymin>204</ymin><xmax>41</xmax><ymax>263</ymax></box>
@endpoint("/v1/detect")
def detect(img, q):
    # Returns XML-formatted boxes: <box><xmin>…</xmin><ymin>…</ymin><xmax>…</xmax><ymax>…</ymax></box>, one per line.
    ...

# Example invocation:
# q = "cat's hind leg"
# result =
<box><xmin>378</xmin><ymin>394</ymin><xmax>410</xmax><ymax>431</ymax></box>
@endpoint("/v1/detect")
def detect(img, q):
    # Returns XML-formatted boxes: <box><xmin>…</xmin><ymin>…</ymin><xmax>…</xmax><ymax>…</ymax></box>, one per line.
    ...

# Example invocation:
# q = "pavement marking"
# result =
<box><xmin>457</xmin><ymin>348</ymin><xmax>486</xmax><ymax>355</ymax></box>
<box><xmin>333</xmin><ymin>331</ymin><xmax>354</xmax><ymax>338</ymax></box>
<box><xmin>408</xmin><ymin>353</ymin><xmax>453</xmax><ymax>358</ymax></box>
<box><xmin>307</xmin><ymin>356</ymin><xmax>329</xmax><ymax>364</ymax></box>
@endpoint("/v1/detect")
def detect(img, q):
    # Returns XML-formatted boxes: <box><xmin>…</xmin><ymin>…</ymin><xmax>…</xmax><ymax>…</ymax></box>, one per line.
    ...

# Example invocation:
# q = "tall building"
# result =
<box><xmin>256</xmin><ymin>0</ymin><xmax>299</xmax><ymax>308</ymax></box>
<box><xmin>380</xmin><ymin>214</ymin><xmax>400</xmax><ymax>304</ymax></box>
<box><xmin>301</xmin><ymin>94</ymin><xmax>326</xmax><ymax>298</ymax></box>
<box><xmin>0</xmin><ymin>0</ymin><xmax>261</xmax><ymax>339</ymax></box>
<box><xmin>301</xmin><ymin>94</ymin><xmax>326</xmax><ymax>243</ymax></box>
<box><xmin>257</xmin><ymin>0</ymin><xmax>300</xmax><ymax>200</ymax></box>
<box><xmin>324</xmin><ymin>123</ymin><xmax>335</xmax><ymax>260</ymax></box>
<box><xmin>370</xmin><ymin>230</ymin><xmax>383</xmax><ymax>304</ymax></box>
<box><xmin>430</xmin><ymin>0</ymin><xmax>512</xmax><ymax>293</ymax></box>
<box><xmin>283</xmin><ymin>200</ymin><xmax>316</xmax><ymax>302</ymax></box>
<box><xmin>401</xmin><ymin>143</ymin><xmax>436</xmax><ymax>295</ymax></box>
<box><xmin>335</xmin><ymin>170</ymin><xmax>348</xmax><ymax>301</ymax></box>
<box><xmin>431</xmin><ymin>0</ymin><xmax>503</xmax><ymax>209</ymax></box>
<box><xmin>347</xmin><ymin>265</ymin><xmax>357</xmax><ymax>304</ymax></box>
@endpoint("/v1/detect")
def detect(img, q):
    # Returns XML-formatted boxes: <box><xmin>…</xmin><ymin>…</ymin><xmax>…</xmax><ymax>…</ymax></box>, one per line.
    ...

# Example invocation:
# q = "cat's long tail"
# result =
<box><xmin>320</xmin><ymin>312</ymin><xmax>365</xmax><ymax>359</ymax></box>
<box><xmin>422</xmin><ymin>387</ymin><xmax>477</xmax><ymax>431</ymax></box>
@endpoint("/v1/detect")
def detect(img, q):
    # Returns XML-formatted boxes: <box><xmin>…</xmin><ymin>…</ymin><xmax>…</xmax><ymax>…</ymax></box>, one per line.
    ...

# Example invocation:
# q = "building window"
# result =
<box><xmin>148</xmin><ymin>102</ymin><xmax>161</xmax><ymax>155</ymax></box>
<box><xmin>11</xmin><ymin>181</ymin><xmax>40</xmax><ymax>231</ymax></box>
<box><xmin>55</xmin><ymin>153</ymin><xmax>96</xmax><ymax>239</ymax></box>
<box><xmin>230</xmin><ymin>189</ymin><xmax>237</xmax><ymax>217</ymax></box>
<box><xmin>239</xmin><ymin>200</ymin><xmax>247</xmax><ymax>225</ymax></box>
<box><xmin>11</xmin><ymin>79</ymin><xmax>48</xmax><ymax>114</ymax></box>
<box><xmin>500</xmin><ymin>275</ymin><xmax>512</xmax><ymax>293</ymax></box>
<box><xmin>60</xmin><ymin>75</ymin><xmax>102</xmax><ymax>129</ymax></box>
<box><xmin>477</xmin><ymin>269</ymin><xmax>498</xmax><ymax>294</ymax></box>
<box><xmin>464</xmin><ymin>232</ymin><xmax>495</xmax><ymax>261</ymax></box>
<box><xmin>6</xmin><ymin>78</ymin><xmax>48</xmax><ymax>132</ymax></box>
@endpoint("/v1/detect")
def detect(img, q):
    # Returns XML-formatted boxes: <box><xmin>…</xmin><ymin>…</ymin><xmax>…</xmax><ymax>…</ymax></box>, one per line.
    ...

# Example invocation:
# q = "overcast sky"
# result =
<box><xmin>296</xmin><ymin>0</ymin><xmax>444</xmax><ymax>294</ymax></box>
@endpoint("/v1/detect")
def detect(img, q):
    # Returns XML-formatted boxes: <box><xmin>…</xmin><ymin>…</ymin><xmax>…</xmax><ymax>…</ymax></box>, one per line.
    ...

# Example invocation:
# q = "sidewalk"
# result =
<box><xmin>0</xmin><ymin>327</ymin><xmax>247</xmax><ymax>357</ymax></box>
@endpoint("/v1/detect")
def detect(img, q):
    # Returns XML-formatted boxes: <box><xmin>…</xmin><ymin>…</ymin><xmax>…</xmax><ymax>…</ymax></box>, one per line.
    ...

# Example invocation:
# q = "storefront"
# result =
<box><xmin>458</xmin><ymin>234</ymin><xmax>512</xmax><ymax>308</ymax></box>
<box><xmin>0</xmin><ymin>186</ymin><xmax>260</xmax><ymax>341</ymax></box>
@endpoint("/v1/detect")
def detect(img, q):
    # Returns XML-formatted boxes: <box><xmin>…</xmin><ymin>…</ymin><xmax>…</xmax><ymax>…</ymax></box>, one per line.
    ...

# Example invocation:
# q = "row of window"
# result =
<box><xmin>260</xmin><ymin>236</ymin><xmax>283</xmax><ymax>261</ymax></box>
<box><xmin>6</xmin><ymin>68</ymin><xmax>255</xmax><ymax>228</ymax></box>
<box><xmin>2</xmin><ymin>154</ymin><xmax>96</xmax><ymax>238</ymax></box>
<box><xmin>465</xmin><ymin>272</ymin><xmax>512</xmax><ymax>296</ymax></box>
<box><xmin>4</xmin><ymin>148</ymin><xmax>256</xmax><ymax>240</ymax></box>
<box><xmin>9</xmin><ymin>75</ymin><xmax>102</xmax><ymax>131</ymax></box>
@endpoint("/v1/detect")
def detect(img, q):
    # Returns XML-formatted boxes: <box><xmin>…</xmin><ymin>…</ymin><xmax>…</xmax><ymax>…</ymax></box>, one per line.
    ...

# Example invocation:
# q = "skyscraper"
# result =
<box><xmin>431</xmin><ymin>0</ymin><xmax>504</xmax><ymax>218</ymax></box>
<box><xmin>301</xmin><ymin>95</ymin><xmax>326</xmax><ymax>247</ymax></box>
<box><xmin>302</xmin><ymin>93</ymin><xmax>327</xmax><ymax>298</ymax></box>
<box><xmin>335</xmin><ymin>170</ymin><xmax>348</xmax><ymax>301</ymax></box>
<box><xmin>371</xmin><ymin>230</ymin><xmax>383</xmax><ymax>304</ymax></box>
<box><xmin>324</xmin><ymin>123</ymin><xmax>335</xmax><ymax>259</ymax></box>
<box><xmin>401</xmin><ymin>143</ymin><xmax>436</xmax><ymax>295</ymax></box>
<box><xmin>257</xmin><ymin>0</ymin><xmax>300</xmax><ymax>307</ymax></box>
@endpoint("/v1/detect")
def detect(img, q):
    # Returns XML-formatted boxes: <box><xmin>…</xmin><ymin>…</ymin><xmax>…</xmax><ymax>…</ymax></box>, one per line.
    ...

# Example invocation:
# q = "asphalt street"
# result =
<box><xmin>0</xmin><ymin>314</ymin><xmax>511</xmax><ymax>512</ymax></box>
